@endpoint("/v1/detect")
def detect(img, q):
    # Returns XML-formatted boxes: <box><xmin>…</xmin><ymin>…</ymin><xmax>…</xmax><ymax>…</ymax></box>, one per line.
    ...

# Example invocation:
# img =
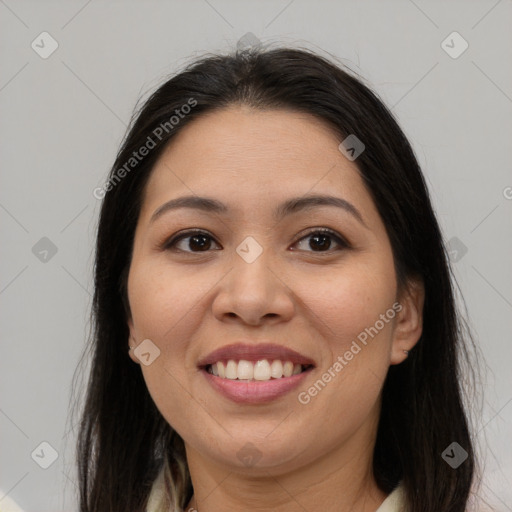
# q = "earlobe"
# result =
<box><xmin>390</xmin><ymin>278</ymin><xmax>425</xmax><ymax>365</ymax></box>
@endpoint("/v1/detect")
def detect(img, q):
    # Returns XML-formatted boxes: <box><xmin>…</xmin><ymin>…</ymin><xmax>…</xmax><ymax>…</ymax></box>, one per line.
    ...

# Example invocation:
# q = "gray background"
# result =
<box><xmin>1</xmin><ymin>1</ymin><xmax>511</xmax><ymax>510</ymax></box>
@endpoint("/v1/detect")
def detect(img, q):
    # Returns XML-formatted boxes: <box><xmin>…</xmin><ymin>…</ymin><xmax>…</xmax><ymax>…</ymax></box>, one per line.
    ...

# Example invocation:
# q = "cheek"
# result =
<box><xmin>127</xmin><ymin>257</ymin><xmax>227</xmax><ymax>382</ymax></box>
<box><xmin>127</xmin><ymin>261</ymin><xmax>206</xmax><ymax>427</ymax></box>
<box><xmin>297</xmin><ymin>256</ymin><xmax>397</xmax><ymax>350</ymax></box>
<box><xmin>293</xmin><ymin>254</ymin><xmax>397</xmax><ymax>418</ymax></box>
<box><xmin>293</xmin><ymin>280</ymin><xmax>396</xmax><ymax>443</ymax></box>
<box><xmin>128</xmin><ymin>259</ymin><xmax>201</xmax><ymax>339</ymax></box>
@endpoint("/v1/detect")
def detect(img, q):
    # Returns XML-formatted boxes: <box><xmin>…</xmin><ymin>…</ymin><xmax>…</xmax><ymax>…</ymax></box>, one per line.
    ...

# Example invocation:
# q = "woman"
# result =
<box><xmin>77</xmin><ymin>45</ymin><xmax>479</xmax><ymax>511</ymax></box>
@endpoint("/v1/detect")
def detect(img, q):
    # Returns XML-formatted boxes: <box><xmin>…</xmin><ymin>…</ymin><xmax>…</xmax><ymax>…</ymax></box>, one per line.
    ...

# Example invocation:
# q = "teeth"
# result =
<box><xmin>270</xmin><ymin>360</ymin><xmax>283</xmax><ymax>378</ymax></box>
<box><xmin>225</xmin><ymin>360</ymin><xmax>237</xmax><ymax>379</ymax></box>
<box><xmin>254</xmin><ymin>360</ymin><xmax>270</xmax><ymax>380</ymax></box>
<box><xmin>237</xmin><ymin>360</ymin><xmax>254</xmax><ymax>380</ymax></box>
<box><xmin>283</xmin><ymin>361</ymin><xmax>294</xmax><ymax>377</ymax></box>
<box><xmin>208</xmin><ymin>359</ymin><xmax>306</xmax><ymax>381</ymax></box>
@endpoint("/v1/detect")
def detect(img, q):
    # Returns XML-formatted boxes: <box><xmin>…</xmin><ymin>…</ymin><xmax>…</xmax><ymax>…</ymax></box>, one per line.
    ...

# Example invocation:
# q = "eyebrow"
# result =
<box><xmin>150</xmin><ymin>194</ymin><xmax>368</xmax><ymax>228</ymax></box>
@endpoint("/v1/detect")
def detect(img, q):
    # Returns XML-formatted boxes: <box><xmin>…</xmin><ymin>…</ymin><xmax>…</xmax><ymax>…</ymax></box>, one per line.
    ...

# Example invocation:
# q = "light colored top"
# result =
<box><xmin>146</xmin><ymin>467</ymin><xmax>406</xmax><ymax>512</ymax></box>
<box><xmin>375</xmin><ymin>483</ymin><xmax>406</xmax><ymax>512</ymax></box>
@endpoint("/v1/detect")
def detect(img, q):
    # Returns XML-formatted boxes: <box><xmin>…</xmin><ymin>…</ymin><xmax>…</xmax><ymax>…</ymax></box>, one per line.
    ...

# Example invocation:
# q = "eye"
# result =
<box><xmin>162</xmin><ymin>227</ymin><xmax>349</xmax><ymax>254</ymax></box>
<box><xmin>292</xmin><ymin>228</ymin><xmax>349</xmax><ymax>253</ymax></box>
<box><xmin>163</xmin><ymin>230</ymin><xmax>221</xmax><ymax>253</ymax></box>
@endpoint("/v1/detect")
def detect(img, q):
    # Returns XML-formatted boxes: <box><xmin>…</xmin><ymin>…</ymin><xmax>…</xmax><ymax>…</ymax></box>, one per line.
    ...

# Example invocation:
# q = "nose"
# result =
<box><xmin>211</xmin><ymin>246</ymin><xmax>295</xmax><ymax>326</ymax></box>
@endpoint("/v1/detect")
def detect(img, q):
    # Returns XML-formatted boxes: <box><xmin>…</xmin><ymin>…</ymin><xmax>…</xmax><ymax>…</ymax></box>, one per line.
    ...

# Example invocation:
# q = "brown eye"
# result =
<box><xmin>163</xmin><ymin>228</ymin><xmax>349</xmax><ymax>254</ymax></box>
<box><xmin>293</xmin><ymin>228</ymin><xmax>349</xmax><ymax>253</ymax></box>
<box><xmin>164</xmin><ymin>230</ymin><xmax>221</xmax><ymax>253</ymax></box>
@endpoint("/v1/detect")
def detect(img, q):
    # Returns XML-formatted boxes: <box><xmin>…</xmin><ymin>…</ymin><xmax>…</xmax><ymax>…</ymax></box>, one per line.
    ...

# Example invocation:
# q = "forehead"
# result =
<box><xmin>155</xmin><ymin>106</ymin><xmax>343</xmax><ymax>172</ymax></box>
<box><xmin>139</xmin><ymin>107</ymin><xmax>374</xmax><ymax>222</ymax></box>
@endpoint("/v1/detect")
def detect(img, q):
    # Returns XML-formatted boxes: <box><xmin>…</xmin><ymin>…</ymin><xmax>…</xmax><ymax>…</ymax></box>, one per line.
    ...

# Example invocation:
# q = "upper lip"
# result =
<box><xmin>197</xmin><ymin>342</ymin><xmax>316</xmax><ymax>368</ymax></box>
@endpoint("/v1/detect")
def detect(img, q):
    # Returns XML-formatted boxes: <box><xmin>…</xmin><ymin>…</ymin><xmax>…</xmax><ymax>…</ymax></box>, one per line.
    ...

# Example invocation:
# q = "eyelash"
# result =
<box><xmin>162</xmin><ymin>228</ymin><xmax>350</xmax><ymax>254</ymax></box>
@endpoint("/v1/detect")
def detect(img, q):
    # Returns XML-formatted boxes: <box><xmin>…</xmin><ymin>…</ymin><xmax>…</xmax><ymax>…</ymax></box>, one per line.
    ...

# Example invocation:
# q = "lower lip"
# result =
<box><xmin>201</xmin><ymin>368</ymin><xmax>313</xmax><ymax>404</ymax></box>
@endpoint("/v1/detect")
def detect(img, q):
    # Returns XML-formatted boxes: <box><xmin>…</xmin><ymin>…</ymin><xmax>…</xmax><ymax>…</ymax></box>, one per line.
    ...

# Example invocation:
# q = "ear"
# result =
<box><xmin>390</xmin><ymin>276</ymin><xmax>425</xmax><ymax>365</ymax></box>
<box><xmin>127</xmin><ymin>317</ymin><xmax>141</xmax><ymax>365</ymax></box>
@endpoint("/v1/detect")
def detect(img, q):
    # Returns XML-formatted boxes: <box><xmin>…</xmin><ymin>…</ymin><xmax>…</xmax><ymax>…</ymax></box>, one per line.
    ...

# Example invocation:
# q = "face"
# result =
<box><xmin>127</xmin><ymin>106</ymin><xmax>423</xmax><ymax>476</ymax></box>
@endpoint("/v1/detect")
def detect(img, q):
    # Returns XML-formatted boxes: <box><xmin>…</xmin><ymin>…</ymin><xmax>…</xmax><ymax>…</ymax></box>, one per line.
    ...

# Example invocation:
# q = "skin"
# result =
<box><xmin>127</xmin><ymin>106</ymin><xmax>425</xmax><ymax>512</ymax></box>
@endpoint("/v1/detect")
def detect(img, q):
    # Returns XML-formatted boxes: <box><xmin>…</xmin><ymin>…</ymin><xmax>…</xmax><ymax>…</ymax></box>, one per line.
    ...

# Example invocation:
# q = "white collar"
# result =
<box><xmin>147</xmin><ymin>469</ymin><xmax>405</xmax><ymax>512</ymax></box>
<box><xmin>375</xmin><ymin>482</ymin><xmax>406</xmax><ymax>512</ymax></box>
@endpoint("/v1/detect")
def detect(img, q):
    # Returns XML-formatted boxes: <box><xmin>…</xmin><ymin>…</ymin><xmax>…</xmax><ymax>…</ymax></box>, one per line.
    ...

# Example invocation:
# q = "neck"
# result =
<box><xmin>182</xmin><ymin>423</ymin><xmax>387</xmax><ymax>512</ymax></box>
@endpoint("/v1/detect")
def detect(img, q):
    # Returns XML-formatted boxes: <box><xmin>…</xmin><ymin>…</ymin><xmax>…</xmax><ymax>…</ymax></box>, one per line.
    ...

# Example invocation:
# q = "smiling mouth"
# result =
<box><xmin>203</xmin><ymin>359</ymin><xmax>314</xmax><ymax>381</ymax></box>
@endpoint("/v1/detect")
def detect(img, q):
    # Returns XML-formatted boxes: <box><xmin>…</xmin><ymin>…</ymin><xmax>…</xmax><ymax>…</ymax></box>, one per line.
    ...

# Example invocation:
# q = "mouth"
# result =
<box><xmin>197</xmin><ymin>342</ymin><xmax>316</xmax><ymax>404</ymax></box>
